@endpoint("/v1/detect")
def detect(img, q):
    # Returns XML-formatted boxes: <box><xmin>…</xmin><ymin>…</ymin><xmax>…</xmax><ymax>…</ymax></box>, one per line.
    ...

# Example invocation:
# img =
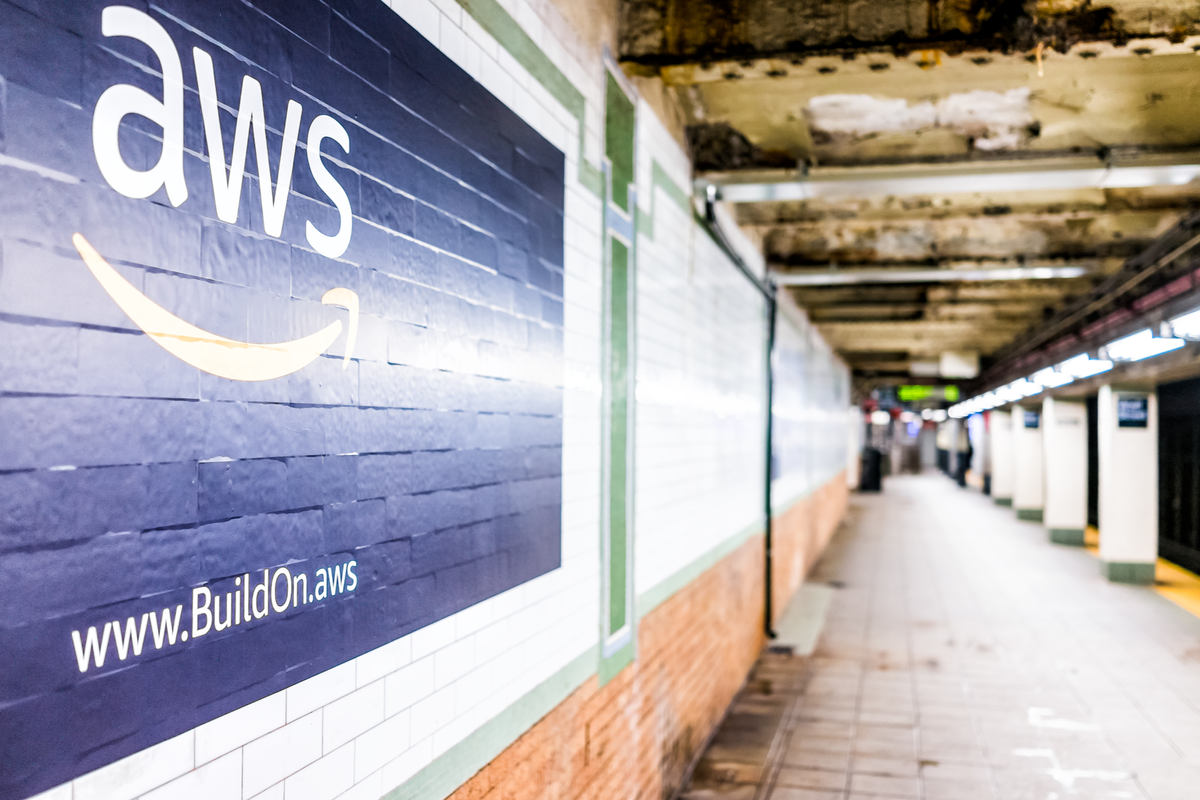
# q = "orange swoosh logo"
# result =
<box><xmin>72</xmin><ymin>233</ymin><xmax>358</xmax><ymax>382</ymax></box>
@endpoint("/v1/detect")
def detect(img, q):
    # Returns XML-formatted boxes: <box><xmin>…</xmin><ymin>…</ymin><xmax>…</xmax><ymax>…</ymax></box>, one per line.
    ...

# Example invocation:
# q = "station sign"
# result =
<box><xmin>1117</xmin><ymin>393</ymin><xmax>1150</xmax><ymax>428</ymax></box>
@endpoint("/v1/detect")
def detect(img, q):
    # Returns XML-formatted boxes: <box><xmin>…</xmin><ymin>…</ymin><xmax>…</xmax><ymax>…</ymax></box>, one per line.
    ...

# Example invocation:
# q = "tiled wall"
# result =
<box><xmin>633</xmin><ymin>107</ymin><xmax>767</xmax><ymax>597</ymax></box>
<box><xmin>772</xmin><ymin>298</ymin><xmax>852</xmax><ymax>510</ymax></box>
<box><xmin>20</xmin><ymin>1</ymin><xmax>849</xmax><ymax>799</ymax></box>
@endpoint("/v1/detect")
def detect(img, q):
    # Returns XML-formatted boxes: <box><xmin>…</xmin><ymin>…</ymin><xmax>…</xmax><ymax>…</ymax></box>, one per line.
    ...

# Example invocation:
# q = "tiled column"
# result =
<box><xmin>1098</xmin><ymin>384</ymin><xmax>1159</xmax><ymax>584</ymax></box>
<box><xmin>990</xmin><ymin>410</ymin><xmax>1014</xmax><ymax>506</ymax></box>
<box><xmin>1042</xmin><ymin>397</ymin><xmax>1087</xmax><ymax>545</ymax></box>
<box><xmin>846</xmin><ymin>406</ymin><xmax>862</xmax><ymax>488</ymax></box>
<box><xmin>968</xmin><ymin>413</ymin><xmax>988</xmax><ymax>493</ymax></box>
<box><xmin>1012</xmin><ymin>404</ymin><xmax>1044</xmax><ymax>521</ymax></box>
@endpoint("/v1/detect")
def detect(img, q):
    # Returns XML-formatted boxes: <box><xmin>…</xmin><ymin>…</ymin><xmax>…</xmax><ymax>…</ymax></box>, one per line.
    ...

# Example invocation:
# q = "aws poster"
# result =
<box><xmin>0</xmin><ymin>1</ymin><xmax>565</xmax><ymax>797</ymax></box>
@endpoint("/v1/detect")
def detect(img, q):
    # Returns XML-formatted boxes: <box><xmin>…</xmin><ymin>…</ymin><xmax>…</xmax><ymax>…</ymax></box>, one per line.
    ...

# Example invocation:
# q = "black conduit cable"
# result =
<box><xmin>701</xmin><ymin>191</ymin><xmax>779</xmax><ymax>639</ymax></box>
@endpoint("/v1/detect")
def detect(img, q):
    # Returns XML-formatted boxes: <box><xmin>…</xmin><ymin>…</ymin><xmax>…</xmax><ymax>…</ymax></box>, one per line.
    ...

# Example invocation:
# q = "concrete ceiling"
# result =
<box><xmin>618</xmin><ymin>0</ymin><xmax>1200</xmax><ymax>393</ymax></box>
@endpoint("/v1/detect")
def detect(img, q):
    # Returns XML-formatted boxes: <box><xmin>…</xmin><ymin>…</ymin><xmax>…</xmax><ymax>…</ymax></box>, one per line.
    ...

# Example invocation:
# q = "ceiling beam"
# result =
<box><xmin>620</xmin><ymin>0</ymin><xmax>1200</xmax><ymax>69</ymax></box>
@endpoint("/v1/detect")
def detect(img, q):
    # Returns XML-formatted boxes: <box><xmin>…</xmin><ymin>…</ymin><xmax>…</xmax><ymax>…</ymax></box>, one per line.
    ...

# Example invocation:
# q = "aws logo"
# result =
<box><xmin>79</xmin><ymin>6</ymin><xmax>359</xmax><ymax>381</ymax></box>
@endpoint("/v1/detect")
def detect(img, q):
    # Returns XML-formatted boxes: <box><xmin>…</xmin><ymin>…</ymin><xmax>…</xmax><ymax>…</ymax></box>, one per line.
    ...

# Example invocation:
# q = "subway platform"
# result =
<box><xmin>682</xmin><ymin>474</ymin><xmax>1200</xmax><ymax>800</ymax></box>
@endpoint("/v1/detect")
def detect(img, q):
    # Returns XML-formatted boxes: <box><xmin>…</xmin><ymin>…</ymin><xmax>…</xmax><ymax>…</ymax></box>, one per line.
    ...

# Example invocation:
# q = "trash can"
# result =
<box><xmin>860</xmin><ymin>447</ymin><xmax>882</xmax><ymax>492</ymax></box>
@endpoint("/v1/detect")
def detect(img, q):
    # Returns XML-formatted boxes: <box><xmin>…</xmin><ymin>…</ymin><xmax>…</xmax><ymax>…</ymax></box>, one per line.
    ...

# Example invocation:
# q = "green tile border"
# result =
<box><xmin>1016</xmin><ymin>508</ymin><xmax>1044</xmax><ymax>522</ymax></box>
<box><xmin>457</xmin><ymin>0</ymin><xmax>603</xmax><ymax>195</ymax></box>
<box><xmin>638</xmin><ymin>472</ymin><xmax>845</xmax><ymax>617</ymax></box>
<box><xmin>377</xmin><ymin>3</ymin><xmax>767</xmax><ymax>797</ymax></box>
<box><xmin>637</xmin><ymin>519</ymin><xmax>764</xmax><ymax>617</ymax></box>
<box><xmin>771</xmin><ymin>468</ymin><xmax>845</xmax><ymax>516</ymax></box>
<box><xmin>994</xmin><ymin>497</ymin><xmax>1013</xmax><ymax>507</ymax></box>
<box><xmin>598</xmin><ymin>67</ymin><xmax>638</xmax><ymax>687</ymax></box>
<box><xmin>1103</xmin><ymin>561</ymin><xmax>1156</xmax><ymax>585</ymax></box>
<box><xmin>384</xmin><ymin>645</ymin><xmax>598</xmax><ymax>800</ymax></box>
<box><xmin>1049</xmin><ymin>528</ymin><xmax>1086</xmax><ymax>546</ymax></box>
<box><xmin>598</xmin><ymin>638</ymin><xmax>634</xmax><ymax>685</ymax></box>
<box><xmin>635</xmin><ymin>160</ymin><xmax>691</xmax><ymax>240</ymax></box>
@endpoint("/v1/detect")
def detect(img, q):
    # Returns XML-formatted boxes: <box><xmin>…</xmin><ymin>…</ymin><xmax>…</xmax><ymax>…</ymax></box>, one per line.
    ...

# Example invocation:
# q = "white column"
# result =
<box><xmin>1098</xmin><ymin>385</ymin><xmax>1158</xmax><ymax>583</ymax></box>
<box><xmin>945</xmin><ymin>418</ymin><xmax>961</xmax><ymax>479</ymax></box>
<box><xmin>1042</xmin><ymin>397</ymin><xmax>1087</xmax><ymax>545</ymax></box>
<box><xmin>990</xmin><ymin>410</ymin><xmax>1014</xmax><ymax>506</ymax></box>
<box><xmin>1013</xmin><ymin>404</ymin><xmax>1044</xmax><ymax>521</ymax></box>
<box><xmin>846</xmin><ymin>405</ymin><xmax>862</xmax><ymax>489</ymax></box>
<box><xmin>968</xmin><ymin>413</ymin><xmax>988</xmax><ymax>490</ymax></box>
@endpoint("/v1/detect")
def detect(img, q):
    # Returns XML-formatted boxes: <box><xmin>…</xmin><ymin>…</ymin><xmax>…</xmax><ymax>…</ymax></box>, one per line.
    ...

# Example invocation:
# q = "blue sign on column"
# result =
<box><xmin>0</xmin><ymin>1</ymin><xmax>565</xmax><ymax>797</ymax></box>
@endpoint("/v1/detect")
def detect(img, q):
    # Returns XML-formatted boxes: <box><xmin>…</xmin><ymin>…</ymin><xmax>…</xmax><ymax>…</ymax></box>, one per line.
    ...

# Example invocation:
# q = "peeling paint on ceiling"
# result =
<box><xmin>807</xmin><ymin>89</ymin><xmax>1037</xmax><ymax>151</ymax></box>
<box><xmin>618</xmin><ymin>0</ymin><xmax>1200</xmax><ymax>386</ymax></box>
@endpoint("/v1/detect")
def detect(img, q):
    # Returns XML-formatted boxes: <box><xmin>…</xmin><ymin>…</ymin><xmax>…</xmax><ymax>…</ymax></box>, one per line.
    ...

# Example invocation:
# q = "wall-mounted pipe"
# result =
<box><xmin>699</xmin><ymin>193</ymin><xmax>778</xmax><ymax>639</ymax></box>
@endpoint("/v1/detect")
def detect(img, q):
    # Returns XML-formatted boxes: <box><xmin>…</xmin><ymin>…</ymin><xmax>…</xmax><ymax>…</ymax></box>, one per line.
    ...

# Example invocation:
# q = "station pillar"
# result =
<box><xmin>1097</xmin><ymin>385</ymin><xmax>1159</xmax><ymax>584</ymax></box>
<box><xmin>1012</xmin><ymin>404</ymin><xmax>1044</xmax><ymax>521</ymax></box>
<box><xmin>990</xmin><ymin>410</ymin><xmax>1014</xmax><ymax>506</ymax></box>
<box><xmin>1042</xmin><ymin>397</ymin><xmax>1088</xmax><ymax>545</ymax></box>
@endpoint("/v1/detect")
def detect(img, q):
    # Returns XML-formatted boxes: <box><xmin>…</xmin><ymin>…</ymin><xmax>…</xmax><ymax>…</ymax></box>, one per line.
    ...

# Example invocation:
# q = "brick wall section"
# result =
<box><xmin>447</xmin><ymin>533</ymin><xmax>766</xmax><ymax>800</ymax></box>
<box><xmin>444</xmin><ymin>474</ymin><xmax>848</xmax><ymax>800</ymax></box>
<box><xmin>771</xmin><ymin>473</ymin><xmax>849</xmax><ymax>627</ymax></box>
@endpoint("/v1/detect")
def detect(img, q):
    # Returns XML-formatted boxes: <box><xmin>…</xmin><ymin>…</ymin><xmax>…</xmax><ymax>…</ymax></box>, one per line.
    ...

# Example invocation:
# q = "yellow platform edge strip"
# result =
<box><xmin>1082</xmin><ymin>525</ymin><xmax>1200</xmax><ymax>619</ymax></box>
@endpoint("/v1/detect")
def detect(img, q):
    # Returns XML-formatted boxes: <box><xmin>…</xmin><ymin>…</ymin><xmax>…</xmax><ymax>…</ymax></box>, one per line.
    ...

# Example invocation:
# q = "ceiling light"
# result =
<box><xmin>1059</xmin><ymin>352</ymin><xmax>1113</xmax><ymax>378</ymax></box>
<box><xmin>997</xmin><ymin>384</ymin><xmax>1023</xmax><ymax>402</ymax></box>
<box><xmin>871</xmin><ymin>410</ymin><xmax>891</xmax><ymax>425</ymax></box>
<box><xmin>1103</xmin><ymin>329</ymin><xmax>1184</xmax><ymax>362</ymax></box>
<box><xmin>1009</xmin><ymin>378</ymin><xmax>1044</xmax><ymax>397</ymax></box>
<box><xmin>1031</xmin><ymin>366</ymin><xmax>1074</xmax><ymax>388</ymax></box>
<box><xmin>1169</xmin><ymin>308</ymin><xmax>1200</xmax><ymax>340</ymax></box>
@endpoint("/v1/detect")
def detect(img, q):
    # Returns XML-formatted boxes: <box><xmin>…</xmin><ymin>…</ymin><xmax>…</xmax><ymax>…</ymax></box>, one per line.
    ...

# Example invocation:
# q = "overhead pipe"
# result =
<box><xmin>771</xmin><ymin>263</ymin><xmax>1093</xmax><ymax>286</ymax></box>
<box><xmin>697</xmin><ymin>150</ymin><xmax>1200</xmax><ymax>203</ymax></box>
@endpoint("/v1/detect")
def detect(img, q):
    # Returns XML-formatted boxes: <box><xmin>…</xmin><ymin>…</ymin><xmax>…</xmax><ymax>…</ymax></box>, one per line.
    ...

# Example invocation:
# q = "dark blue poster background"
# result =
<box><xmin>0</xmin><ymin>1</ymin><xmax>565</xmax><ymax>797</ymax></box>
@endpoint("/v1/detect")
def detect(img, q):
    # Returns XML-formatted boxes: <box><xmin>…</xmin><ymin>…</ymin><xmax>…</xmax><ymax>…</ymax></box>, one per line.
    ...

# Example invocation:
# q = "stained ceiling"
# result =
<box><xmin>618</xmin><ymin>0</ymin><xmax>1200</xmax><ymax>395</ymax></box>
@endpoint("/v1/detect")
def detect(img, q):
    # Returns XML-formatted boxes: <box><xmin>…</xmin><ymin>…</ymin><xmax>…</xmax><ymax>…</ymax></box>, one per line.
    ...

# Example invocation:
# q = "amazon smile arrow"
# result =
<box><xmin>72</xmin><ymin>233</ymin><xmax>358</xmax><ymax>382</ymax></box>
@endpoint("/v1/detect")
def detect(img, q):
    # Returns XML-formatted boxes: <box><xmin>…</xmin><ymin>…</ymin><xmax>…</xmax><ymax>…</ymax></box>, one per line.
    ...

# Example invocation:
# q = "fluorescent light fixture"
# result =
<box><xmin>1104</xmin><ymin>329</ymin><xmax>1184</xmax><ymax>362</ymax></box>
<box><xmin>1170</xmin><ymin>308</ymin><xmax>1200</xmax><ymax>339</ymax></box>
<box><xmin>931</xmin><ymin>409</ymin><xmax>948</xmax><ymax>422</ymax></box>
<box><xmin>771</xmin><ymin>265</ymin><xmax>1089</xmax><ymax>286</ymax></box>
<box><xmin>1031</xmin><ymin>366</ymin><xmax>1074</xmax><ymax>388</ymax></box>
<box><xmin>1059</xmin><ymin>352</ymin><xmax>1113</xmax><ymax>378</ymax></box>
<box><xmin>921</xmin><ymin>408</ymin><xmax>934</xmax><ymax>420</ymax></box>
<box><xmin>871</xmin><ymin>410</ymin><xmax>891</xmax><ymax>425</ymax></box>
<box><xmin>706</xmin><ymin>154</ymin><xmax>1200</xmax><ymax>204</ymax></box>
<box><xmin>1009</xmin><ymin>378</ymin><xmax>1044</xmax><ymax>397</ymax></box>
<box><xmin>997</xmin><ymin>384</ymin><xmax>1023</xmax><ymax>402</ymax></box>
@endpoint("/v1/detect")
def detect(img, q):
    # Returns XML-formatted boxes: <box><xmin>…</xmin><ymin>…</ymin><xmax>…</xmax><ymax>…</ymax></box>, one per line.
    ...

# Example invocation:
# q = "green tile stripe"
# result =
<box><xmin>637</xmin><ymin>472</ymin><xmax>847</xmax><ymax>618</ymax></box>
<box><xmin>1103</xmin><ymin>561</ymin><xmax>1156</xmax><ymax>585</ymax></box>
<box><xmin>1049</xmin><ymin>528</ymin><xmax>1086</xmax><ymax>546</ymax></box>
<box><xmin>456</xmin><ymin>0</ymin><xmax>603</xmax><ymax>195</ymax></box>
<box><xmin>636</xmin><ymin>160</ymin><xmax>691</xmax><ymax>239</ymax></box>
<box><xmin>1016</xmin><ymin>508</ymin><xmax>1044</xmax><ymax>522</ymax></box>
<box><xmin>383</xmin><ymin>645</ymin><xmax>598</xmax><ymax>800</ymax></box>
<box><xmin>637</xmin><ymin>519</ymin><xmax>764</xmax><ymax>617</ymax></box>
<box><xmin>770</xmin><ymin>468</ymin><xmax>846</xmax><ymax>515</ymax></box>
<box><xmin>607</xmin><ymin>238</ymin><xmax>631</xmax><ymax>635</ymax></box>
<box><xmin>598</xmin><ymin>638</ymin><xmax>634</xmax><ymax>685</ymax></box>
